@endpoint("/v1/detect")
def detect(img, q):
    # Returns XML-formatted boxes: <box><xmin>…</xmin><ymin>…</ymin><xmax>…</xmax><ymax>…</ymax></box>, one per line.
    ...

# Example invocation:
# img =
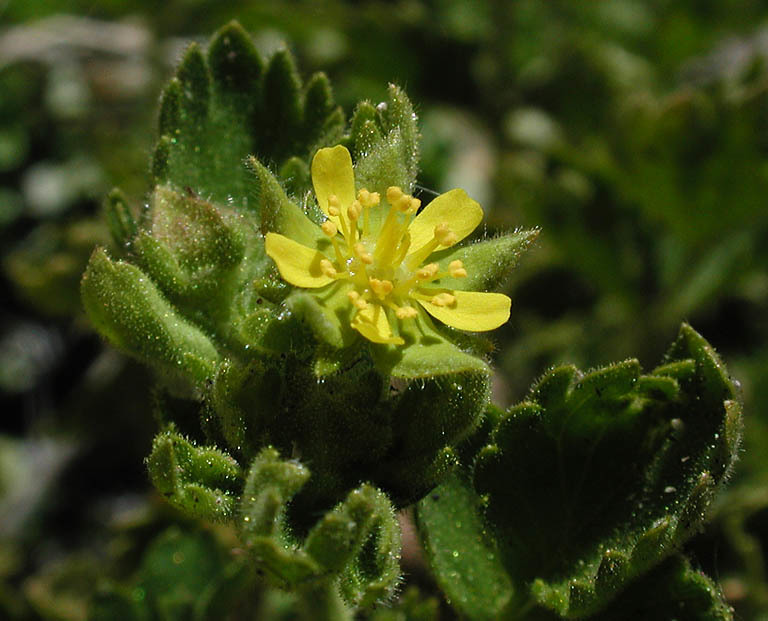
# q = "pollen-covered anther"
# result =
<box><xmin>417</xmin><ymin>263</ymin><xmax>440</xmax><ymax>280</ymax></box>
<box><xmin>358</xmin><ymin>189</ymin><xmax>380</xmax><ymax>208</ymax></box>
<box><xmin>449</xmin><ymin>260</ymin><xmax>467</xmax><ymax>278</ymax></box>
<box><xmin>431</xmin><ymin>292</ymin><xmax>456</xmax><ymax>307</ymax></box>
<box><xmin>396</xmin><ymin>306</ymin><xmax>419</xmax><ymax>319</ymax></box>
<box><xmin>348</xmin><ymin>200</ymin><xmax>362</xmax><ymax>222</ymax></box>
<box><xmin>434</xmin><ymin>222</ymin><xmax>458</xmax><ymax>247</ymax></box>
<box><xmin>369</xmin><ymin>278</ymin><xmax>394</xmax><ymax>299</ymax></box>
<box><xmin>347</xmin><ymin>290</ymin><xmax>368</xmax><ymax>310</ymax></box>
<box><xmin>321</xmin><ymin>220</ymin><xmax>338</xmax><ymax>237</ymax></box>
<box><xmin>354</xmin><ymin>242</ymin><xmax>373</xmax><ymax>264</ymax></box>
<box><xmin>386</xmin><ymin>186</ymin><xmax>403</xmax><ymax>205</ymax></box>
<box><xmin>319</xmin><ymin>259</ymin><xmax>337</xmax><ymax>277</ymax></box>
<box><xmin>408</xmin><ymin>197</ymin><xmax>421</xmax><ymax>214</ymax></box>
<box><xmin>395</xmin><ymin>194</ymin><xmax>413</xmax><ymax>212</ymax></box>
<box><xmin>327</xmin><ymin>194</ymin><xmax>342</xmax><ymax>216</ymax></box>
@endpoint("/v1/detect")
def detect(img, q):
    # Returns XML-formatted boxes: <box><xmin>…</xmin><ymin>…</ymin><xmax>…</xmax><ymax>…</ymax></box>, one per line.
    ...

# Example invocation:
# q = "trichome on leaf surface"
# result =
<box><xmin>80</xmin><ymin>21</ymin><xmax>743</xmax><ymax>620</ymax></box>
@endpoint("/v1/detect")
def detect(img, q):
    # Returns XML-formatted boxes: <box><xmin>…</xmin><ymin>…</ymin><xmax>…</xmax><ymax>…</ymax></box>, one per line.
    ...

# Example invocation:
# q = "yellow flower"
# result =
<box><xmin>264</xmin><ymin>145</ymin><xmax>511</xmax><ymax>346</ymax></box>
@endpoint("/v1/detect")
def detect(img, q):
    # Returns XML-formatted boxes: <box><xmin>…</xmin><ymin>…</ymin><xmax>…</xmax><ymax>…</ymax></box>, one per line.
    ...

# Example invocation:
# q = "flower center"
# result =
<box><xmin>320</xmin><ymin>186</ymin><xmax>467</xmax><ymax>321</ymax></box>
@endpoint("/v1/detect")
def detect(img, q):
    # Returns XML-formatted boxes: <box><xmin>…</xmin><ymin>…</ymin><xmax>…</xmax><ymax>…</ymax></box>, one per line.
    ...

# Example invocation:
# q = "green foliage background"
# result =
<box><xmin>1</xmin><ymin>1</ymin><xmax>768</xmax><ymax>618</ymax></box>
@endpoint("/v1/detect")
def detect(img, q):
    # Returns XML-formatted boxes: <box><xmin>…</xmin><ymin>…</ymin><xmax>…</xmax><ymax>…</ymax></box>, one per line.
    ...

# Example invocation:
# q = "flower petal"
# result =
<box><xmin>406</xmin><ymin>189</ymin><xmax>483</xmax><ymax>258</ymax></box>
<box><xmin>311</xmin><ymin>145</ymin><xmax>356</xmax><ymax>229</ymax></box>
<box><xmin>417</xmin><ymin>290</ymin><xmax>510</xmax><ymax>332</ymax></box>
<box><xmin>351</xmin><ymin>304</ymin><xmax>404</xmax><ymax>345</ymax></box>
<box><xmin>265</xmin><ymin>232</ymin><xmax>334</xmax><ymax>288</ymax></box>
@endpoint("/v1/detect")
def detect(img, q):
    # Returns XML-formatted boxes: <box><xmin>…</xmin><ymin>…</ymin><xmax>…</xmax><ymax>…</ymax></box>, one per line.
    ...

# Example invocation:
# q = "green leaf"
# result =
<box><xmin>104</xmin><ymin>188</ymin><xmax>137</xmax><ymax>251</ymax></box>
<box><xmin>139</xmin><ymin>528</ymin><xmax>227</xmax><ymax>620</ymax></box>
<box><xmin>146</xmin><ymin>430</ymin><xmax>241</xmax><ymax>521</ymax></box>
<box><xmin>588</xmin><ymin>554</ymin><xmax>733</xmax><ymax>621</ymax></box>
<box><xmin>416</xmin><ymin>471</ymin><xmax>513</xmax><ymax>620</ymax></box>
<box><xmin>469</xmin><ymin>323</ymin><xmax>741</xmax><ymax>618</ymax></box>
<box><xmin>262</xmin><ymin>50</ymin><xmax>304</xmax><ymax>161</ymax></box>
<box><xmin>351</xmin><ymin>86</ymin><xmax>420</xmax><ymax>234</ymax></box>
<box><xmin>81</xmin><ymin>248</ymin><xmax>220</xmax><ymax>387</ymax></box>
<box><xmin>237</xmin><ymin>448</ymin><xmax>401</xmax><ymax>606</ymax></box>
<box><xmin>152</xmin><ymin>22</ymin><xmax>342</xmax><ymax>210</ymax></box>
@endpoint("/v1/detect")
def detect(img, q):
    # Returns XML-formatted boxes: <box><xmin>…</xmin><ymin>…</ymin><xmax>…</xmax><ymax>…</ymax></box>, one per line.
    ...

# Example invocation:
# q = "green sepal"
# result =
<box><xmin>249</xmin><ymin>155</ymin><xmax>323</xmax><ymax>246</ymax></box>
<box><xmin>433</xmin><ymin>228</ymin><xmax>540</xmax><ymax>292</ymax></box>
<box><xmin>146</xmin><ymin>430</ymin><xmax>241</xmax><ymax>522</ymax></box>
<box><xmin>81</xmin><ymin>248</ymin><xmax>220</xmax><ymax>386</ymax></box>
<box><xmin>104</xmin><ymin>188</ymin><xmax>137</xmax><ymax>251</ymax></box>
<box><xmin>238</xmin><ymin>448</ymin><xmax>401</xmax><ymax>606</ymax></box>
<box><xmin>372</xmin><ymin>316</ymin><xmax>490</xmax><ymax>379</ymax></box>
<box><xmin>470</xmin><ymin>323</ymin><xmax>742</xmax><ymax>618</ymax></box>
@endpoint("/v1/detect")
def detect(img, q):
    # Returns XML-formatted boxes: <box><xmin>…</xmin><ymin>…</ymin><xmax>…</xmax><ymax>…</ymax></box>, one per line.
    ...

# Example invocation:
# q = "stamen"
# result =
<box><xmin>347</xmin><ymin>290</ymin><xmax>369</xmax><ymax>310</ymax></box>
<box><xmin>405</xmin><ymin>222</ymin><xmax>457</xmax><ymax>270</ymax></box>
<box><xmin>449</xmin><ymin>260</ymin><xmax>467</xmax><ymax>278</ymax></box>
<box><xmin>395</xmin><ymin>195</ymin><xmax>412</xmax><ymax>212</ymax></box>
<box><xmin>348</xmin><ymin>200</ymin><xmax>362</xmax><ymax>222</ymax></box>
<box><xmin>396</xmin><ymin>306</ymin><xmax>418</xmax><ymax>319</ymax></box>
<box><xmin>417</xmin><ymin>263</ymin><xmax>440</xmax><ymax>280</ymax></box>
<box><xmin>369</xmin><ymin>278</ymin><xmax>393</xmax><ymax>299</ymax></box>
<box><xmin>434</xmin><ymin>222</ymin><xmax>458</xmax><ymax>247</ymax></box>
<box><xmin>430</xmin><ymin>292</ymin><xmax>456</xmax><ymax>307</ymax></box>
<box><xmin>392</xmin><ymin>231</ymin><xmax>411</xmax><ymax>267</ymax></box>
<box><xmin>386</xmin><ymin>186</ymin><xmax>403</xmax><ymax>205</ymax></box>
<box><xmin>327</xmin><ymin>194</ymin><xmax>341</xmax><ymax>217</ymax></box>
<box><xmin>321</xmin><ymin>220</ymin><xmax>337</xmax><ymax>237</ymax></box>
<box><xmin>354</xmin><ymin>242</ymin><xmax>373</xmax><ymax>265</ymax></box>
<box><xmin>320</xmin><ymin>259</ymin><xmax>337</xmax><ymax>277</ymax></box>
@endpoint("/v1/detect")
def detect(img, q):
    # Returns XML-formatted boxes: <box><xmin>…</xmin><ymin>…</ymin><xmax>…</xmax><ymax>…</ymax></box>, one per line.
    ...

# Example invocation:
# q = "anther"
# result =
<box><xmin>408</xmin><ymin>197</ymin><xmax>421</xmax><ymax>213</ymax></box>
<box><xmin>434</xmin><ymin>223</ymin><xmax>458</xmax><ymax>247</ymax></box>
<box><xmin>321</xmin><ymin>220</ymin><xmax>338</xmax><ymax>237</ymax></box>
<box><xmin>347</xmin><ymin>290</ymin><xmax>368</xmax><ymax>310</ymax></box>
<box><xmin>327</xmin><ymin>194</ymin><xmax>341</xmax><ymax>217</ymax></box>
<box><xmin>431</xmin><ymin>293</ymin><xmax>456</xmax><ymax>307</ymax></box>
<box><xmin>417</xmin><ymin>263</ymin><xmax>439</xmax><ymax>280</ymax></box>
<box><xmin>386</xmin><ymin>186</ymin><xmax>403</xmax><ymax>204</ymax></box>
<box><xmin>348</xmin><ymin>200</ymin><xmax>362</xmax><ymax>222</ymax></box>
<box><xmin>369</xmin><ymin>278</ymin><xmax>393</xmax><ymax>298</ymax></box>
<box><xmin>396</xmin><ymin>306</ymin><xmax>419</xmax><ymax>319</ymax></box>
<box><xmin>320</xmin><ymin>259</ymin><xmax>337</xmax><ymax>277</ymax></box>
<box><xmin>395</xmin><ymin>194</ymin><xmax>412</xmax><ymax>212</ymax></box>
<box><xmin>354</xmin><ymin>242</ymin><xmax>373</xmax><ymax>264</ymax></box>
<box><xmin>449</xmin><ymin>260</ymin><xmax>467</xmax><ymax>278</ymax></box>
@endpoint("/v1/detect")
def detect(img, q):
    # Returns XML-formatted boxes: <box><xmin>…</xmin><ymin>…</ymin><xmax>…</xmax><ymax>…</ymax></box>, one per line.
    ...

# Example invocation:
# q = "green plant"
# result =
<box><xmin>80</xmin><ymin>22</ymin><xmax>742</xmax><ymax>619</ymax></box>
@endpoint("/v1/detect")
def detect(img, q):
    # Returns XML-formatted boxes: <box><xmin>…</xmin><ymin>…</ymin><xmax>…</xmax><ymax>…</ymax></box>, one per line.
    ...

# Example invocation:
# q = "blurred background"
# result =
<box><xmin>2</xmin><ymin>1</ymin><xmax>768</xmax><ymax>618</ymax></box>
